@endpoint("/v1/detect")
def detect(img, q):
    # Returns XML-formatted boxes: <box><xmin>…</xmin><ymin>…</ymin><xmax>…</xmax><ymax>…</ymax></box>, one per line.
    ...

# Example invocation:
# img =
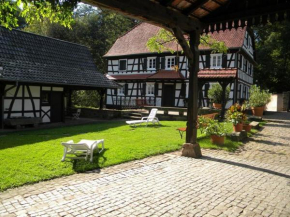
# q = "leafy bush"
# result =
<box><xmin>226</xmin><ymin>103</ymin><xmax>247</xmax><ymax>125</ymax></box>
<box><xmin>249</xmin><ymin>85</ymin><xmax>271</xmax><ymax>107</ymax></box>
<box><xmin>208</xmin><ymin>84</ymin><xmax>230</xmax><ymax>104</ymax></box>
<box><xmin>198</xmin><ymin>117</ymin><xmax>227</xmax><ymax>136</ymax></box>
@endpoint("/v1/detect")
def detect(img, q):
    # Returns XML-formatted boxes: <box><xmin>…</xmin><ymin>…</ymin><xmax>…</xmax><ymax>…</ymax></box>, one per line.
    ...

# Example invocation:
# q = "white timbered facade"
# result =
<box><xmin>105</xmin><ymin>23</ymin><xmax>255</xmax><ymax>109</ymax></box>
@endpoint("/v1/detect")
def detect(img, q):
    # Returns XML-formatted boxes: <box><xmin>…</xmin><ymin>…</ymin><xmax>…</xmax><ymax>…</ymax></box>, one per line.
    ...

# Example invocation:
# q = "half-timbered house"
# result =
<box><xmin>0</xmin><ymin>27</ymin><xmax>118</xmax><ymax>128</ymax></box>
<box><xmin>104</xmin><ymin>22</ymin><xmax>255</xmax><ymax>109</ymax></box>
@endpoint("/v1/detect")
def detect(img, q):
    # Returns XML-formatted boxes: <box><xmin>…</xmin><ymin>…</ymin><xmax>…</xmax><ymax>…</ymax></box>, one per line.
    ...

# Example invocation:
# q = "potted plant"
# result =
<box><xmin>226</xmin><ymin>103</ymin><xmax>246</xmax><ymax>132</ymax></box>
<box><xmin>199</xmin><ymin>118</ymin><xmax>227</xmax><ymax>145</ymax></box>
<box><xmin>243</xmin><ymin>120</ymin><xmax>252</xmax><ymax>132</ymax></box>
<box><xmin>208</xmin><ymin>84</ymin><xmax>230</xmax><ymax>109</ymax></box>
<box><xmin>248</xmin><ymin>85</ymin><xmax>271</xmax><ymax>117</ymax></box>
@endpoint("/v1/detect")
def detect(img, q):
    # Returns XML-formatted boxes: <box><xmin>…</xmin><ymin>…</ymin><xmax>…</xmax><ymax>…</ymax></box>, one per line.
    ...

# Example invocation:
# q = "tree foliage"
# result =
<box><xmin>254</xmin><ymin>21</ymin><xmax>290</xmax><ymax>92</ymax></box>
<box><xmin>146</xmin><ymin>28</ymin><xmax>228</xmax><ymax>54</ymax></box>
<box><xmin>0</xmin><ymin>0</ymin><xmax>79</xmax><ymax>29</ymax></box>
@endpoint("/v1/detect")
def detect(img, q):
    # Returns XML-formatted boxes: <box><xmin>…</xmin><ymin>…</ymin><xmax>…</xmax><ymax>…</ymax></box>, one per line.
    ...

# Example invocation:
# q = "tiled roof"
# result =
<box><xmin>106</xmin><ymin>74</ymin><xmax>151</xmax><ymax>80</ymax></box>
<box><xmin>198</xmin><ymin>69</ymin><xmax>237</xmax><ymax>79</ymax></box>
<box><xmin>0</xmin><ymin>27</ymin><xmax>119</xmax><ymax>88</ymax></box>
<box><xmin>104</xmin><ymin>23</ymin><xmax>246</xmax><ymax>57</ymax></box>
<box><xmin>147</xmin><ymin>70</ymin><xmax>185</xmax><ymax>80</ymax></box>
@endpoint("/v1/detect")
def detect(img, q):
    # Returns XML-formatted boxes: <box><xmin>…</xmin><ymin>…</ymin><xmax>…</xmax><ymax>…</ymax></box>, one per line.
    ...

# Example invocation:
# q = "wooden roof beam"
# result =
<box><xmin>183</xmin><ymin>0</ymin><xmax>210</xmax><ymax>16</ymax></box>
<box><xmin>82</xmin><ymin>0</ymin><xmax>202</xmax><ymax>33</ymax></box>
<box><xmin>159</xmin><ymin>0</ymin><xmax>175</xmax><ymax>7</ymax></box>
<box><xmin>203</xmin><ymin>1</ymin><xmax>290</xmax><ymax>23</ymax></box>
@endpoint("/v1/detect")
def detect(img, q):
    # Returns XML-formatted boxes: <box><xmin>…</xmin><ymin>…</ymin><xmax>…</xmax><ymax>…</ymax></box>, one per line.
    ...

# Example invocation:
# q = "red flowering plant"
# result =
<box><xmin>226</xmin><ymin>103</ymin><xmax>247</xmax><ymax>125</ymax></box>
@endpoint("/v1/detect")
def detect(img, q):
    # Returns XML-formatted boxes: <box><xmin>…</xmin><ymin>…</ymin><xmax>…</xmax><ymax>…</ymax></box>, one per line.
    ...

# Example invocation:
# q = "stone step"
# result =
<box><xmin>250</xmin><ymin>121</ymin><xmax>260</xmax><ymax>129</ymax></box>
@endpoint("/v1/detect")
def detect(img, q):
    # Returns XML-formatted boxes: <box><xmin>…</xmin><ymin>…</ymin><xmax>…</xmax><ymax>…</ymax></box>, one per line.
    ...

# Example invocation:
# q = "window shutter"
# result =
<box><xmin>181</xmin><ymin>83</ymin><xmax>186</xmax><ymax>97</ymax></box>
<box><xmin>206</xmin><ymin>54</ymin><xmax>210</xmax><ymax>68</ymax></box>
<box><xmin>156</xmin><ymin>57</ymin><xmax>160</xmax><ymax>70</ymax></box>
<box><xmin>124</xmin><ymin>84</ymin><xmax>128</xmax><ymax>95</ymax></box>
<box><xmin>142</xmin><ymin>83</ymin><xmax>146</xmax><ymax>95</ymax></box>
<box><xmin>239</xmin><ymin>55</ymin><xmax>243</xmax><ymax>68</ymax></box>
<box><xmin>161</xmin><ymin>57</ymin><xmax>165</xmax><ymax>69</ymax></box>
<box><xmin>222</xmin><ymin>54</ymin><xmax>227</xmax><ymax>68</ymax></box>
<box><xmin>143</xmin><ymin>58</ymin><xmax>147</xmax><ymax>71</ymax></box>
<box><xmin>154</xmin><ymin>83</ymin><xmax>159</xmax><ymax>96</ymax></box>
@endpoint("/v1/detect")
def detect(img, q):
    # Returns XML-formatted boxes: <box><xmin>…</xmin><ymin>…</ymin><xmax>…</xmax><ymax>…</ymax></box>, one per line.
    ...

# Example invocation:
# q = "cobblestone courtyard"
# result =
<box><xmin>1</xmin><ymin>112</ymin><xmax>290</xmax><ymax>217</ymax></box>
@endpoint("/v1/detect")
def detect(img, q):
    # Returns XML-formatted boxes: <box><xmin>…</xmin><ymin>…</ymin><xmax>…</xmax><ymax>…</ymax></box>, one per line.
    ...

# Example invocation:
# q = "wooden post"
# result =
<box><xmin>98</xmin><ymin>89</ymin><xmax>105</xmax><ymax>110</ymax></box>
<box><xmin>0</xmin><ymin>84</ymin><xmax>4</xmax><ymax>129</ymax></box>
<box><xmin>68</xmin><ymin>89</ymin><xmax>72</xmax><ymax>113</ymax></box>
<box><xmin>218</xmin><ymin>81</ymin><xmax>229</xmax><ymax>120</ymax></box>
<box><xmin>171</xmin><ymin>26</ymin><xmax>202</xmax><ymax>158</ymax></box>
<box><xmin>186</xmin><ymin>31</ymin><xmax>200</xmax><ymax>145</ymax></box>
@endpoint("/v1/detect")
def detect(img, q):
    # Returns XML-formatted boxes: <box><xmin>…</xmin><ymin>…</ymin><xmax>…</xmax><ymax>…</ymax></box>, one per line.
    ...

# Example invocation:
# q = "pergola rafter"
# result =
<box><xmin>81</xmin><ymin>0</ymin><xmax>290</xmax><ymax>157</ymax></box>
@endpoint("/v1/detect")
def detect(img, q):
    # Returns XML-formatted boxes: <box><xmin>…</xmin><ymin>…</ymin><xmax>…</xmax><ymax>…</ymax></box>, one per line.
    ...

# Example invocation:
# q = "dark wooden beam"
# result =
<box><xmin>183</xmin><ymin>0</ymin><xmax>210</xmax><ymax>16</ymax></box>
<box><xmin>159</xmin><ymin>0</ymin><xmax>175</xmax><ymax>6</ymax></box>
<box><xmin>203</xmin><ymin>1</ymin><xmax>290</xmax><ymax>24</ymax></box>
<box><xmin>0</xmin><ymin>84</ymin><xmax>5</xmax><ymax>129</ymax></box>
<box><xmin>82</xmin><ymin>0</ymin><xmax>202</xmax><ymax>33</ymax></box>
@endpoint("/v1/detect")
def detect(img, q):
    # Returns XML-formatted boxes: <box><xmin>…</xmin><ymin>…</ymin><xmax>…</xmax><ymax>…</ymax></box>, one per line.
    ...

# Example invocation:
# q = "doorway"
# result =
<box><xmin>50</xmin><ymin>92</ymin><xmax>63</xmax><ymax>123</ymax></box>
<box><xmin>162</xmin><ymin>84</ymin><xmax>175</xmax><ymax>107</ymax></box>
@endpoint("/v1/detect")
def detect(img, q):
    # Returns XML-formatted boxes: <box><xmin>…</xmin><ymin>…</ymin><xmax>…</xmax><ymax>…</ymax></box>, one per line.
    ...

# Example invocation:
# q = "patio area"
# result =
<box><xmin>0</xmin><ymin>112</ymin><xmax>290</xmax><ymax>216</ymax></box>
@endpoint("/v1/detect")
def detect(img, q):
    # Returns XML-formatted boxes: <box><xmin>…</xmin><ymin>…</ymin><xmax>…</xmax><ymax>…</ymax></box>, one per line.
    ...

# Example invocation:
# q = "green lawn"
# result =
<box><xmin>0</xmin><ymin>120</ymin><xmax>242</xmax><ymax>191</ymax></box>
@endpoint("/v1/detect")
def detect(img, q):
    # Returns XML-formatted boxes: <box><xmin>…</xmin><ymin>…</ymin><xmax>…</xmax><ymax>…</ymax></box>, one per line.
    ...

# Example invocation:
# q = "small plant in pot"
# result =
<box><xmin>199</xmin><ymin>118</ymin><xmax>227</xmax><ymax>145</ymax></box>
<box><xmin>249</xmin><ymin>85</ymin><xmax>271</xmax><ymax>117</ymax></box>
<box><xmin>243</xmin><ymin>119</ymin><xmax>252</xmax><ymax>132</ymax></box>
<box><xmin>226</xmin><ymin>103</ymin><xmax>246</xmax><ymax>132</ymax></box>
<box><xmin>208</xmin><ymin>84</ymin><xmax>230</xmax><ymax>109</ymax></box>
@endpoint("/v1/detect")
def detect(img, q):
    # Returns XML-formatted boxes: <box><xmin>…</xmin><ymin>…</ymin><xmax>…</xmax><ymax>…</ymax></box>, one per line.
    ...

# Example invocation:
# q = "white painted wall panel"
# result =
<box><xmin>11</xmin><ymin>113</ymin><xmax>22</xmax><ymax>118</ymax></box>
<box><xmin>4</xmin><ymin>99</ymin><xmax>12</xmax><ymax>111</ymax></box>
<box><xmin>16</xmin><ymin>86</ymin><xmax>22</xmax><ymax>97</ymax></box>
<box><xmin>12</xmin><ymin>100</ymin><xmax>22</xmax><ymax>111</ymax></box>
<box><xmin>5</xmin><ymin>85</ymin><xmax>15</xmax><ymax>97</ymax></box>
<box><xmin>52</xmin><ymin>87</ymin><xmax>63</xmax><ymax>92</ymax></box>
<box><xmin>24</xmin><ymin>100</ymin><xmax>33</xmax><ymax>111</ymax></box>
<box><xmin>42</xmin><ymin>86</ymin><xmax>51</xmax><ymax>91</ymax></box>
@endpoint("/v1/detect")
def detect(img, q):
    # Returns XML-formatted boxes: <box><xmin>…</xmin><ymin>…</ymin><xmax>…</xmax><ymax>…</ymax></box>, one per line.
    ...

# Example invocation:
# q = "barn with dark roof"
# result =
<box><xmin>104</xmin><ymin>22</ymin><xmax>255</xmax><ymax>109</ymax></box>
<box><xmin>0</xmin><ymin>26</ymin><xmax>119</xmax><ymax>128</ymax></box>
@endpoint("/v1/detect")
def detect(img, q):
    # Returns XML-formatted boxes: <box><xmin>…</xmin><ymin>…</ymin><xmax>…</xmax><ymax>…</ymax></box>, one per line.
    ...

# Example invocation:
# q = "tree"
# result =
<box><xmin>147</xmin><ymin>28</ymin><xmax>228</xmax><ymax>55</ymax></box>
<box><xmin>0</xmin><ymin>0</ymin><xmax>80</xmax><ymax>29</ymax></box>
<box><xmin>254</xmin><ymin>21</ymin><xmax>290</xmax><ymax>93</ymax></box>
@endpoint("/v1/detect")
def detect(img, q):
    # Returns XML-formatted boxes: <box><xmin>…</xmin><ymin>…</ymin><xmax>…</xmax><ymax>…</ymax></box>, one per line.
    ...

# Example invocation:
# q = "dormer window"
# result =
<box><xmin>211</xmin><ymin>54</ymin><xmax>222</xmax><ymax>69</ymax></box>
<box><xmin>148</xmin><ymin>57</ymin><xmax>156</xmax><ymax>70</ymax></box>
<box><xmin>119</xmin><ymin>59</ymin><xmax>127</xmax><ymax>71</ymax></box>
<box><xmin>166</xmin><ymin>56</ymin><xmax>175</xmax><ymax>69</ymax></box>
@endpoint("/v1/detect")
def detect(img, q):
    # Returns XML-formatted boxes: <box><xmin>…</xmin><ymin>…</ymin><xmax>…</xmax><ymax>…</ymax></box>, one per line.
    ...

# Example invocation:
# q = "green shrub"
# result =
<box><xmin>208</xmin><ymin>83</ymin><xmax>230</xmax><ymax>104</ymax></box>
<box><xmin>249</xmin><ymin>85</ymin><xmax>271</xmax><ymax>107</ymax></box>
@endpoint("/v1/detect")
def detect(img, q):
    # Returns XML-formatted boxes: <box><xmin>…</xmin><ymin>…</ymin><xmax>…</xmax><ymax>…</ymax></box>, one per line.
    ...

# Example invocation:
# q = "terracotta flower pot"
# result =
<box><xmin>243</xmin><ymin>124</ymin><xmax>252</xmax><ymax>132</ymax></box>
<box><xmin>251</xmin><ymin>106</ymin><xmax>264</xmax><ymax>117</ymax></box>
<box><xmin>213</xmin><ymin>103</ymin><xmax>222</xmax><ymax>109</ymax></box>
<box><xmin>233</xmin><ymin>123</ymin><xmax>243</xmax><ymax>132</ymax></box>
<box><xmin>210</xmin><ymin>135</ymin><xmax>225</xmax><ymax>145</ymax></box>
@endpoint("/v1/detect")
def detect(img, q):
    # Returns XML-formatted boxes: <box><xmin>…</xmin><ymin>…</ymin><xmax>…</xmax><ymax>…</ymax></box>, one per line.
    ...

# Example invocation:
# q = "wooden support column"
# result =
<box><xmin>198</xmin><ymin>81</ymin><xmax>206</xmax><ymax>108</ymax></box>
<box><xmin>171</xmin><ymin>26</ymin><xmax>202</xmax><ymax>158</ymax></box>
<box><xmin>67</xmin><ymin>89</ymin><xmax>72</xmax><ymax>115</ymax></box>
<box><xmin>98</xmin><ymin>88</ymin><xmax>106</xmax><ymax>110</ymax></box>
<box><xmin>218</xmin><ymin>80</ymin><xmax>230</xmax><ymax>120</ymax></box>
<box><xmin>0</xmin><ymin>84</ymin><xmax>4</xmax><ymax>129</ymax></box>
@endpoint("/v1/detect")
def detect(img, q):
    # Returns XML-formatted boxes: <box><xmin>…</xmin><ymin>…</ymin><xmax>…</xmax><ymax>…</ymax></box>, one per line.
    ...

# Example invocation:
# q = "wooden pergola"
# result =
<box><xmin>82</xmin><ymin>0</ymin><xmax>290</xmax><ymax>157</ymax></box>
